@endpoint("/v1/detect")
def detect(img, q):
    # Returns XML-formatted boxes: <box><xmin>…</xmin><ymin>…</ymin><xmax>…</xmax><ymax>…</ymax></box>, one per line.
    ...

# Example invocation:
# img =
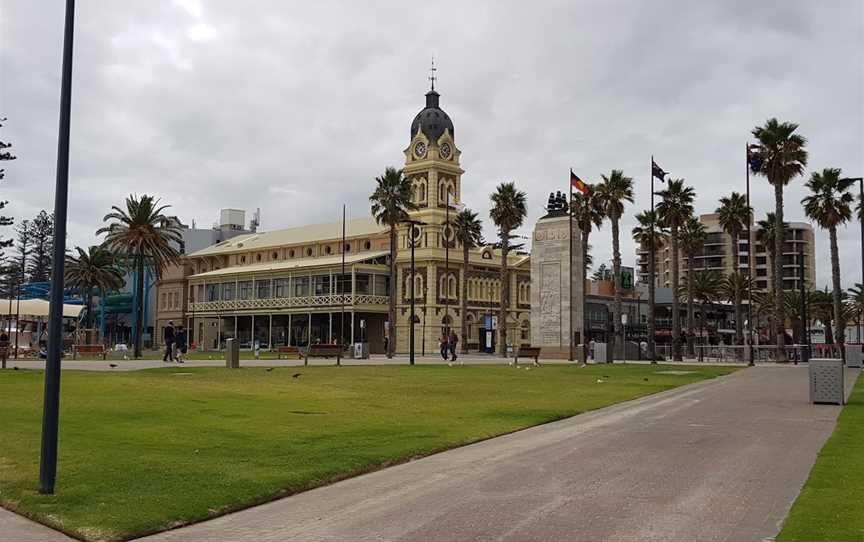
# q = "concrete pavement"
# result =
<box><xmin>0</xmin><ymin>507</ymin><xmax>75</xmax><ymax>542</ymax></box>
<box><xmin>137</xmin><ymin>366</ymin><xmax>858</xmax><ymax>542</ymax></box>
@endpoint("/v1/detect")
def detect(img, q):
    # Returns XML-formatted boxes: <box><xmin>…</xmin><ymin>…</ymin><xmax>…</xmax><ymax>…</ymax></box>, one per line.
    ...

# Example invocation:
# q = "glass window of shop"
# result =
<box><xmin>314</xmin><ymin>275</ymin><xmax>331</xmax><ymax>296</ymax></box>
<box><xmin>239</xmin><ymin>281</ymin><xmax>253</xmax><ymax>300</ymax></box>
<box><xmin>293</xmin><ymin>276</ymin><xmax>309</xmax><ymax>297</ymax></box>
<box><xmin>206</xmin><ymin>284</ymin><xmax>220</xmax><ymax>301</ymax></box>
<box><xmin>274</xmin><ymin>278</ymin><xmax>289</xmax><ymax>298</ymax></box>
<box><xmin>355</xmin><ymin>273</ymin><xmax>371</xmax><ymax>295</ymax></box>
<box><xmin>222</xmin><ymin>282</ymin><xmax>235</xmax><ymax>301</ymax></box>
<box><xmin>256</xmin><ymin>279</ymin><xmax>271</xmax><ymax>299</ymax></box>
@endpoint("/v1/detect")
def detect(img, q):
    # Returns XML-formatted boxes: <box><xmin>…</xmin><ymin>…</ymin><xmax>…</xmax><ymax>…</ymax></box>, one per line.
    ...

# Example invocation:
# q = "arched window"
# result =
<box><xmin>414</xmin><ymin>274</ymin><xmax>424</xmax><ymax>299</ymax></box>
<box><xmin>448</xmin><ymin>275</ymin><xmax>457</xmax><ymax>299</ymax></box>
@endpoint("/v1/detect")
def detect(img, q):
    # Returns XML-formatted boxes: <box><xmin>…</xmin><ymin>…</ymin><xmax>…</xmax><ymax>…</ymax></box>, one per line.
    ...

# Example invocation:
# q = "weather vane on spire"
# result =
<box><xmin>429</xmin><ymin>56</ymin><xmax>437</xmax><ymax>91</ymax></box>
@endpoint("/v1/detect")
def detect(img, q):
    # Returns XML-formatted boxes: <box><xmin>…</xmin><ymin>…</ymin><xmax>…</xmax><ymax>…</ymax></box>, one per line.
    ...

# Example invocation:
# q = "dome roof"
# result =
<box><xmin>410</xmin><ymin>90</ymin><xmax>454</xmax><ymax>144</ymax></box>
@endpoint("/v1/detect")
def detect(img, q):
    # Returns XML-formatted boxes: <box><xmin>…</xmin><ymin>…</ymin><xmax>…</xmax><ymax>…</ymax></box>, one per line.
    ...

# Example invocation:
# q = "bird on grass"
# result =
<box><xmin>109</xmin><ymin>364</ymin><xmax>118</xmax><ymax>368</ymax></box>
<box><xmin>265</xmin><ymin>367</ymin><xmax>275</xmax><ymax>372</ymax></box>
<box><xmin>13</xmin><ymin>366</ymin><xmax>19</xmax><ymax>371</ymax></box>
<box><xmin>292</xmin><ymin>373</ymin><xmax>302</xmax><ymax>379</ymax></box>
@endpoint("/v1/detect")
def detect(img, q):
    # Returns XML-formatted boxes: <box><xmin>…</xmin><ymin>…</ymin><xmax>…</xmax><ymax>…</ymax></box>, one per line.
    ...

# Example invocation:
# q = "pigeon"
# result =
<box><xmin>109</xmin><ymin>363</ymin><xmax>118</xmax><ymax>368</ymax></box>
<box><xmin>643</xmin><ymin>378</ymin><xmax>649</xmax><ymax>381</ymax></box>
<box><xmin>13</xmin><ymin>366</ymin><xmax>19</xmax><ymax>370</ymax></box>
<box><xmin>292</xmin><ymin>373</ymin><xmax>302</xmax><ymax>379</ymax></box>
<box><xmin>265</xmin><ymin>367</ymin><xmax>275</xmax><ymax>372</ymax></box>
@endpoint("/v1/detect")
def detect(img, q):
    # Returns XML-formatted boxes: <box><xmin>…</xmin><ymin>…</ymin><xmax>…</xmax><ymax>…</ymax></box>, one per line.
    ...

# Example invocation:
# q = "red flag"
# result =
<box><xmin>570</xmin><ymin>169</ymin><xmax>589</xmax><ymax>195</ymax></box>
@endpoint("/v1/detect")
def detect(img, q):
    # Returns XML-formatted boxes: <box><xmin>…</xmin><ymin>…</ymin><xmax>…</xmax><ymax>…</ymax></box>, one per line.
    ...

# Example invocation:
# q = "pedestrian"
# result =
<box><xmin>589</xmin><ymin>339</ymin><xmax>596</xmax><ymax>361</ymax></box>
<box><xmin>175</xmin><ymin>326</ymin><xmax>187</xmax><ymax>363</ymax></box>
<box><xmin>439</xmin><ymin>332</ymin><xmax>449</xmax><ymax>361</ymax></box>
<box><xmin>163</xmin><ymin>321</ymin><xmax>176</xmax><ymax>362</ymax></box>
<box><xmin>449</xmin><ymin>330</ymin><xmax>459</xmax><ymax>363</ymax></box>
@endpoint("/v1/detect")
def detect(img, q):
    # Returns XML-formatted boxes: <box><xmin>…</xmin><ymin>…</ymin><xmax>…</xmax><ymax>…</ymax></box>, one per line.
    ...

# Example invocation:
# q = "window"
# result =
<box><xmin>256</xmin><ymin>253</ymin><xmax>262</xmax><ymax>262</ymax></box>
<box><xmin>325</xmin><ymin>245</ymin><xmax>332</xmax><ymax>255</ymax></box>
<box><xmin>344</xmin><ymin>243</ymin><xmax>351</xmax><ymax>253</ymax></box>
<box><xmin>305</xmin><ymin>248</ymin><xmax>313</xmax><ymax>257</ymax></box>
<box><xmin>160</xmin><ymin>293</ymin><xmax>167</xmax><ymax>309</ymax></box>
<box><xmin>256</xmin><ymin>280</ymin><xmax>271</xmax><ymax>299</ymax></box>
<box><xmin>314</xmin><ymin>275</ymin><xmax>331</xmax><ymax>296</ymax></box>
<box><xmin>206</xmin><ymin>284</ymin><xmax>220</xmax><ymax>301</ymax></box>
<box><xmin>293</xmin><ymin>276</ymin><xmax>309</xmax><ymax>297</ymax></box>
<box><xmin>240</xmin><ymin>255</ymin><xmax>247</xmax><ymax>264</ymax></box>
<box><xmin>197</xmin><ymin>284</ymin><xmax>204</xmax><ymax>303</ymax></box>
<box><xmin>289</xmin><ymin>249</ymin><xmax>295</xmax><ymax>258</ymax></box>
<box><xmin>272</xmin><ymin>252</ymin><xmax>278</xmax><ymax>260</ymax></box>
<box><xmin>274</xmin><ymin>278</ymin><xmax>289</xmax><ymax>298</ymax></box>
<box><xmin>334</xmin><ymin>273</ymin><xmax>351</xmax><ymax>294</ymax></box>
<box><xmin>374</xmin><ymin>275</ymin><xmax>389</xmax><ymax>296</ymax></box>
<box><xmin>172</xmin><ymin>292</ymin><xmax>179</xmax><ymax>309</ymax></box>
<box><xmin>222</xmin><ymin>282</ymin><xmax>235</xmax><ymax>300</ymax></box>
<box><xmin>355</xmin><ymin>274</ymin><xmax>371</xmax><ymax>294</ymax></box>
<box><xmin>364</xmin><ymin>240</ymin><xmax>371</xmax><ymax>250</ymax></box>
<box><xmin>239</xmin><ymin>281</ymin><xmax>253</xmax><ymax>300</ymax></box>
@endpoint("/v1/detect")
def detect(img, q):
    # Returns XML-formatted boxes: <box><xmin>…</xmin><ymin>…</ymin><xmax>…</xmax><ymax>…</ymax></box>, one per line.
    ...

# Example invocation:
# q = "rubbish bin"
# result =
<box><xmin>353</xmin><ymin>342</ymin><xmax>369</xmax><ymax>359</ymax></box>
<box><xmin>594</xmin><ymin>342</ymin><xmax>612</xmax><ymax>364</ymax></box>
<box><xmin>809</xmin><ymin>358</ymin><xmax>844</xmax><ymax>405</ymax></box>
<box><xmin>225</xmin><ymin>338</ymin><xmax>240</xmax><ymax>369</ymax></box>
<box><xmin>844</xmin><ymin>345</ymin><xmax>863</xmax><ymax>368</ymax></box>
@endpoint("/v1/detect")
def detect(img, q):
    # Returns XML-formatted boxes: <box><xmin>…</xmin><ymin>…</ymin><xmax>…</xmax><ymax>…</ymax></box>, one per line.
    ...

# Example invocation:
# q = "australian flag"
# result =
<box><xmin>651</xmin><ymin>160</ymin><xmax>667</xmax><ymax>181</ymax></box>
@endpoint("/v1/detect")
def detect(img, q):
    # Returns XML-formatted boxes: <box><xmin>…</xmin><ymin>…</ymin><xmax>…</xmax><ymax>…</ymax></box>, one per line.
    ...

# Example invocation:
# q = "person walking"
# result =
<box><xmin>175</xmin><ymin>326</ymin><xmax>187</xmax><ymax>363</ymax></box>
<box><xmin>0</xmin><ymin>330</ymin><xmax>9</xmax><ymax>368</ymax></box>
<box><xmin>163</xmin><ymin>321</ymin><xmax>176</xmax><ymax>362</ymax></box>
<box><xmin>439</xmin><ymin>332</ymin><xmax>449</xmax><ymax>361</ymax></box>
<box><xmin>449</xmin><ymin>330</ymin><xmax>459</xmax><ymax>364</ymax></box>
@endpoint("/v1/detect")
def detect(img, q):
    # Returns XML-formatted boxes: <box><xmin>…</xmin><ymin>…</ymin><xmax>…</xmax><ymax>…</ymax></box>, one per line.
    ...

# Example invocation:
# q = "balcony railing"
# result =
<box><xmin>191</xmin><ymin>293</ymin><xmax>389</xmax><ymax>312</ymax></box>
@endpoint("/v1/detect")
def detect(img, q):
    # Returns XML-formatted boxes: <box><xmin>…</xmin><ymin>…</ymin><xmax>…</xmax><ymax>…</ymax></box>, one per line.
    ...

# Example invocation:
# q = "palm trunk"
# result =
<box><xmin>829</xmin><ymin>226</ymin><xmax>844</xmax><ymax>359</ymax></box>
<box><xmin>731</xmin><ymin>232</ymin><xmax>743</xmax><ymax>345</ymax></box>
<box><xmin>460</xmin><ymin>243</ymin><xmax>469</xmax><ymax>354</ymax></box>
<box><xmin>611</xmin><ymin>216</ymin><xmax>622</xmax><ymax>362</ymax></box>
<box><xmin>671</xmin><ymin>224</ymin><xmax>681</xmax><ymax>361</ymax></box>
<box><xmin>687</xmin><ymin>253</ymin><xmax>695</xmax><ymax>357</ymax></box>
<box><xmin>85</xmin><ymin>290</ymin><xmax>93</xmax><ymax>330</ymax></box>
<box><xmin>499</xmin><ymin>232</ymin><xmax>509</xmax><ymax>357</ymax></box>
<box><xmin>387</xmin><ymin>225</ymin><xmax>397</xmax><ymax>358</ymax></box>
<box><xmin>134</xmin><ymin>254</ymin><xmax>144</xmax><ymax>359</ymax></box>
<box><xmin>581</xmin><ymin>230</ymin><xmax>590</xmax><ymax>362</ymax></box>
<box><xmin>773</xmin><ymin>183</ymin><xmax>787</xmax><ymax>360</ymax></box>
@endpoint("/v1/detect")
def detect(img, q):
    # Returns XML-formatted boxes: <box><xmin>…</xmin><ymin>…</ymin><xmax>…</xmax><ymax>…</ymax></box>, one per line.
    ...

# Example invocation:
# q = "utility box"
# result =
<box><xmin>594</xmin><ymin>342</ymin><xmax>613</xmax><ymax>364</ymax></box>
<box><xmin>844</xmin><ymin>345</ymin><xmax>863</xmax><ymax>368</ymax></box>
<box><xmin>225</xmin><ymin>338</ymin><xmax>240</xmax><ymax>369</ymax></box>
<box><xmin>809</xmin><ymin>358</ymin><xmax>844</xmax><ymax>405</ymax></box>
<box><xmin>353</xmin><ymin>342</ymin><xmax>369</xmax><ymax>359</ymax></box>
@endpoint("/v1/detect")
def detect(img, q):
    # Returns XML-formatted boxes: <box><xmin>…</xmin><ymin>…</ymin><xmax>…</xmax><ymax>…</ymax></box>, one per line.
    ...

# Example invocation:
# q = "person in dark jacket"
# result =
<box><xmin>163</xmin><ymin>321</ymin><xmax>176</xmax><ymax>362</ymax></box>
<box><xmin>448</xmin><ymin>330</ymin><xmax>459</xmax><ymax>363</ymax></box>
<box><xmin>175</xmin><ymin>326</ymin><xmax>187</xmax><ymax>363</ymax></box>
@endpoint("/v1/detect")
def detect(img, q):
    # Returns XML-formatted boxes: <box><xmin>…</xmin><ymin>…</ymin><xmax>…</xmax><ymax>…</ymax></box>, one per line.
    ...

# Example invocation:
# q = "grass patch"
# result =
<box><xmin>0</xmin><ymin>364</ymin><xmax>736</xmax><ymax>541</ymax></box>
<box><xmin>777</xmin><ymin>372</ymin><xmax>864</xmax><ymax>542</ymax></box>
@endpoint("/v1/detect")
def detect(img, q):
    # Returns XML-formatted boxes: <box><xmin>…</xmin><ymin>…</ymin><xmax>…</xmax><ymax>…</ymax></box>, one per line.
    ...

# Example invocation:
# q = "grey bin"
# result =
<box><xmin>844</xmin><ymin>345</ymin><xmax>864</xmax><ymax>368</ymax></box>
<box><xmin>809</xmin><ymin>358</ymin><xmax>844</xmax><ymax>405</ymax></box>
<box><xmin>225</xmin><ymin>338</ymin><xmax>240</xmax><ymax>369</ymax></box>
<box><xmin>594</xmin><ymin>342</ymin><xmax>613</xmax><ymax>364</ymax></box>
<box><xmin>353</xmin><ymin>342</ymin><xmax>370</xmax><ymax>359</ymax></box>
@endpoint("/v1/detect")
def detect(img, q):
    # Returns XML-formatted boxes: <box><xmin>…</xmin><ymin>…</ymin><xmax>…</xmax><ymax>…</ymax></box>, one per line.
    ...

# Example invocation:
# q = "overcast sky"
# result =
<box><xmin>1</xmin><ymin>0</ymin><xmax>862</xmax><ymax>287</ymax></box>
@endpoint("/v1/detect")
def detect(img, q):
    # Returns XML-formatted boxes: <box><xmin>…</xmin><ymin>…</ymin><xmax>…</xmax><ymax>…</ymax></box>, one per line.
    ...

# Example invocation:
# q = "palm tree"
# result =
<box><xmin>690</xmin><ymin>270</ymin><xmax>723</xmax><ymax>350</ymax></box>
<box><xmin>756</xmin><ymin>212</ymin><xmax>788</xmax><ymax>287</ymax></box>
<box><xmin>716</xmin><ymin>191</ymin><xmax>752</xmax><ymax>345</ymax></box>
<box><xmin>847</xmin><ymin>283</ymin><xmax>864</xmax><ymax>342</ymax></box>
<box><xmin>656</xmin><ymin>178</ymin><xmax>695</xmax><ymax>361</ymax></box>
<box><xmin>65</xmin><ymin>246</ymin><xmax>125</xmax><ymax>332</ymax></box>
<box><xmin>453</xmin><ymin>208</ymin><xmax>484</xmax><ymax>354</ymax></box>
<box><xmin>490</xmin><ymin>182</ymin><xmax>527</xmax><ymax>357</ymax></box>
<box><xmin>97</xmin><ymin>195</ymin><xmax>182</xmax><ymax>358</ymax></box>
<box><xmin>632</xmin><ymin>209</ymin><xmax>667</xmax><ymax>360</ymax></box>
<box><xmin>679</xmin><ymin>216</ymin><xmax>706</xmax><ymax>356</ymax></box>
<box><xmin>802</xmin><ymin>168</ymin><xmax>854</xmax><ymax>352</ymax></box>
<box><xmin>809</xmin><ymin>288</ymin><xmax>835</xmax><ymax>343</ymax></box>
<box><xmin>572</xmin><ymin>186</ymin><xmax>604</xmax><ymax>359</ymax></box>
<box><xmin>722</xmin><ymin>271</ymin><xmax>752</xmax><ymax>350</ymax></box>
<box><xmin>595</xmin><ymin>170</ymin><xmax>634</xmax><ymax>359</ymax></box>
<box><xmin>369</xmin><ymin>166</ymin><xmax>418</xmax><ymax>358</ymax></box>
<box><xmin>751</xmin><ymin>118</ymin><xmax>808</xmax><ymax>360</ymax></box>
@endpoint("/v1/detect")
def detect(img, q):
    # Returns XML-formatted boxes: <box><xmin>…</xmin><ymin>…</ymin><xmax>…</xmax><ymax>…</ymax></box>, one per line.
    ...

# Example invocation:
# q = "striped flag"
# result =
<box><xmin>447</xmin><ymin>192</ymin><xmax>466</xmax><ymax>211</ymax></box>
<box><xmin>570</xmin><ymin>169</ymin><xmax>589</xmax><ymax>194</ymax></box>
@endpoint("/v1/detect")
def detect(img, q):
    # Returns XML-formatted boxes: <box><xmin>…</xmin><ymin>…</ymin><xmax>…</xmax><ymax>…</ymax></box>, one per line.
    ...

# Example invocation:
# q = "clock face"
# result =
<box><xmin>414</xmin><ymin>142</ymin><xmax>427</xmax><ymax>158</ymax></box>
<box><xmin>439</xmin><ymin>143</ymin><xmax>451</xmax><ymax>159</ymax></box>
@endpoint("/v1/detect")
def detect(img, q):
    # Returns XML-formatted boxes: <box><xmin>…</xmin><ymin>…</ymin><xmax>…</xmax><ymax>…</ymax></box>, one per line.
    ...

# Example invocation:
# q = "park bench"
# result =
<box><xmin>276</xmin><ymin>346</ymin><xmax>301</xmax><ymax>359</ymax></box>
<box><xmin>72</xmin><ymin>344</ymin><xmax>107</xmax><ymax>360</ymax></box>
<box><xmin>513</xmin><ymin>345</ymin><xmax>541</xmax><ymax>366</ymax></box>
<box><xmin>303</xmin><ymin>343</ymin><xmax>343</xmax><ymax>366</ymax></box>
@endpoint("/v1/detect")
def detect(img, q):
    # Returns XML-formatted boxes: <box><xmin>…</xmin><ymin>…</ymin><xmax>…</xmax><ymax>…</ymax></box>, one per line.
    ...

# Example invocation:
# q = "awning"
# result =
<box><xmin>189</xmin><ymin>250</ymin><xmax>389</xmax><ymax>279</ymax></box>
<box><xmin>0</xmin><ymin>299</ymin><xmax>84</xmax><ymax>318</ymax></box>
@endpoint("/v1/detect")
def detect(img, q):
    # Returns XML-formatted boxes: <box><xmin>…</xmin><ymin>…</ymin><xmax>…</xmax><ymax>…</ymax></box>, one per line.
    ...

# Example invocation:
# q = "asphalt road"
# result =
<box><xmin>137</xmin><ymin>365</ymin><xmax>857</xmax><ymax>542</ymax></box>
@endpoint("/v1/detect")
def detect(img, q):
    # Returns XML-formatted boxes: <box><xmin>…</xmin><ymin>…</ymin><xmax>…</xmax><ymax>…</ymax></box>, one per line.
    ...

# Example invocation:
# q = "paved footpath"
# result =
<box><xmin>138</xmin><ymin>366</ymin><xmax>858</xmax><ymax>542</ymax></box>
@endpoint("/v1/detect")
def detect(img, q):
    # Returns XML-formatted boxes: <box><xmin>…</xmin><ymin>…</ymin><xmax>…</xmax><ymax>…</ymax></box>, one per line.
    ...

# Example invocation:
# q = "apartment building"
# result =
<box><xmin>636</xmin><ymin>213</ymin><xmax>815</xmax><ymax>292</ymax></box>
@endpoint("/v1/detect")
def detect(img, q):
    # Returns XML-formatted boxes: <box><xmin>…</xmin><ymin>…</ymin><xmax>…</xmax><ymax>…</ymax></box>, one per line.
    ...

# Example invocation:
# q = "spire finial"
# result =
<box><xmin>429</xmin><ymin>56</ymin><xmax>437</xmax><ymax>91</ymax></box>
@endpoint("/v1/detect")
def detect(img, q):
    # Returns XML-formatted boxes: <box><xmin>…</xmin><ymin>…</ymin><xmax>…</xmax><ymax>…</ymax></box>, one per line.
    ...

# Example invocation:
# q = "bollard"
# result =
<box><xmin>225</xmin><ymin>338</ymin><xmax>240</xmax><ymax>369</ymax></box>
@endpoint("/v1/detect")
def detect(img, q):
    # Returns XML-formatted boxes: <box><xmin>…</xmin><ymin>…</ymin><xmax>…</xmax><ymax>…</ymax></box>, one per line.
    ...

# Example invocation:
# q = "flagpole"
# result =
<box><xmin>648</xmin><ymin>156</ymin><xmax>657</xmax><ymax>363</ymax></box>
<box><xmin>569</xmin><ymin>179</ymin><xmax>575</xmax><ymax>362</ymax></box>
<box><xmin>339</xmin><ymin>203</ymin><xmax>345</xmax><ymax>366</ymax></box>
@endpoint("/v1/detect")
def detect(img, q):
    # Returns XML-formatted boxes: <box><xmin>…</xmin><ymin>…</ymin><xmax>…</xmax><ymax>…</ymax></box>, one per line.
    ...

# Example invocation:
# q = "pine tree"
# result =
<box><xmin>27</xmin><ymin>210</ymin><xmax>54</xmax><ymax>283</ymax></box>
<box><xmin>0</xmin><ymin>118</ymin><xmax>15</xmax><ymax>250</ymax></box>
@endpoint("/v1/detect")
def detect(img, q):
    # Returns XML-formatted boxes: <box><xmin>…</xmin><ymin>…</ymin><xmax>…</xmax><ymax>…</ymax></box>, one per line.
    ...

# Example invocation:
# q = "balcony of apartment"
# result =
<box><xmin>191</xmin><ymin>292</ymin><xmax>389</xmax><ymax>313</ymax></box>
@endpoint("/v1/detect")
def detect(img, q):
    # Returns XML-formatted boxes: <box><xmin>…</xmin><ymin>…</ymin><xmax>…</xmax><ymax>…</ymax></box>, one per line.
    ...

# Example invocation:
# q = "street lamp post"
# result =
<box><xmin>842</xmin><ymin>177</ymin><xmax>864</xmax><ymax>352</ymax></box>
<box><xmin>402</xmin><ymin>219</ymin><xmax>427</xmax><ymax>366</ymax></box>
<box><xmin>421</xmin><ymin>285</ymin><xmax>428</xmax><ymax>356</ymax></box>
<box><xmin>39</xmin><ymin>0</ymin><xmax>75</xmax><ymax>495</ymax></box>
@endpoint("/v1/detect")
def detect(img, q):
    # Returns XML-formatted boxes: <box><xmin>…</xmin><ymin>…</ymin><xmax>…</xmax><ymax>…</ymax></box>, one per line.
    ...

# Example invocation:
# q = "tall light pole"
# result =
<box><xmin>402</xmin><ymin>219</ymin><xmax>426</xmax><ymax>365</ymax></box>
<box><xmin>40</xmin><ymin>0</ymin><xmax>75</xmax><ymax>495</ymax></box>
<box><xmin>841</xmin><ymin>177</ymin><xmax>863</xmax><ymax>350</ymax></box>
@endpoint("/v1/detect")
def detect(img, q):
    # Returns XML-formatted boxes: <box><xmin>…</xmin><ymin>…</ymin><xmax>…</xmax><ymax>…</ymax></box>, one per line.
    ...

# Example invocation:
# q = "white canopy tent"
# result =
<box><xmin>0</xmin><ymin>299</ymin><xmax>84</xmax><ymax>319</ymax></box>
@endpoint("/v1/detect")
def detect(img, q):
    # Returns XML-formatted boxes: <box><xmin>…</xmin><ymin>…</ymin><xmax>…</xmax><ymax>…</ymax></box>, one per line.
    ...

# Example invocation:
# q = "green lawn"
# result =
<box><xmin>0</xmin><ymin>364</ymin><xmax>735</xmax><ymax>541</ymax></box>
<box><xmin>777</xmin><ymin>371</ymin><xmax>864</xmax><ymax>542</ymax></box>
